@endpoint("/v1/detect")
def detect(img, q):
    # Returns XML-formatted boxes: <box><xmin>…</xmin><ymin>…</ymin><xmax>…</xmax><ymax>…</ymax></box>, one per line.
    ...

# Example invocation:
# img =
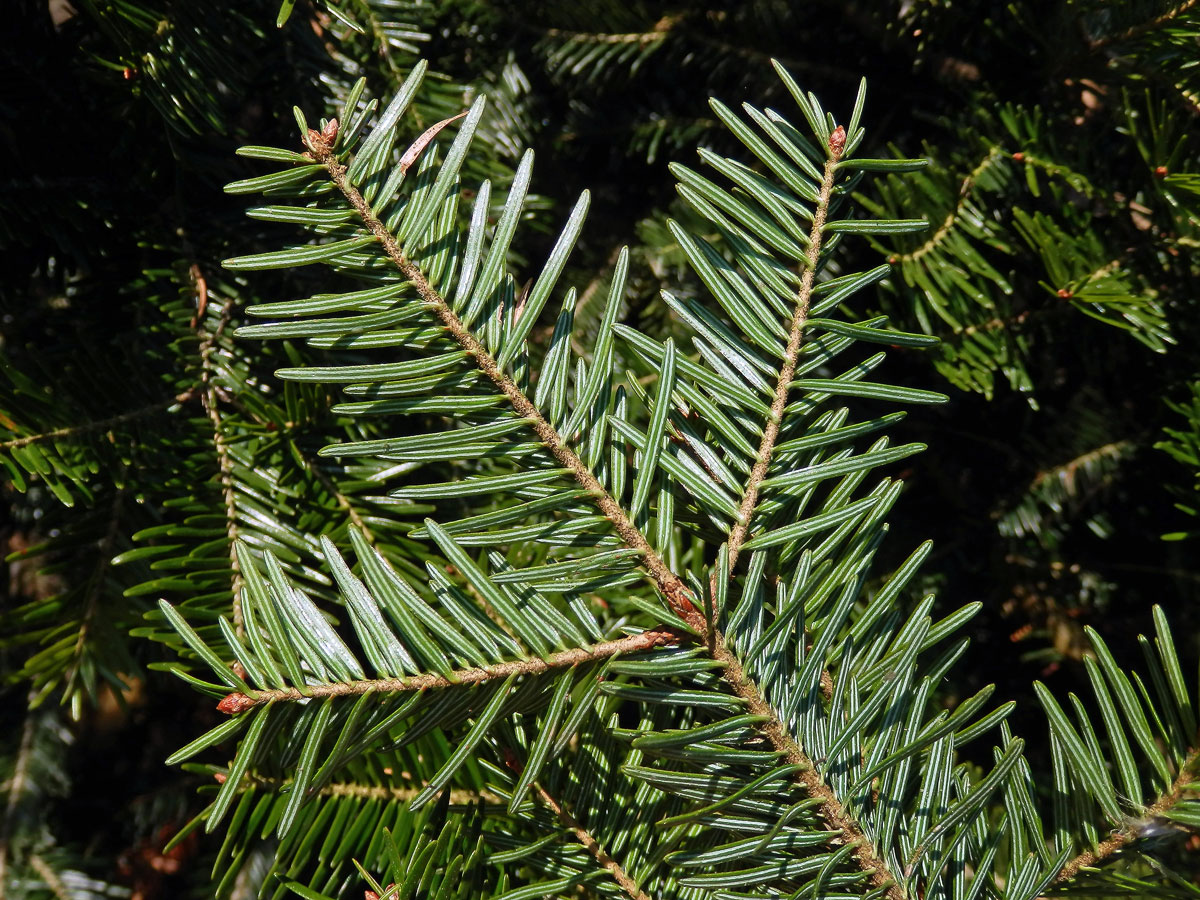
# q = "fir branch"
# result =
<box><xmin>712</xmin><ymin>645</ymin><xmax>901</xmax><ymax>899</ymax></box>
<box><xmin>704</xmin><ymin>127</ymin><xmax>905</xmax><ymax>899</ymax></box>
<box><xmin>956</xmin><ymin>254</ymin><xmax>1119</xmax><ymax>340</ymax></box>
<box><xmin>1071</xmin><ymin>257</ymin><xmax>1124</xmax><ymax>292</ymax></box>
<box><xmin>1087</xmin><ymin>0</ymin><xmax>1200</xmax><ymax>50</ymax></box>
<box><xmin>722</xmin><ymin>128</ymin><xmax>844</xmax><ymax>575</ymax></box>
<box><xmin>198</xmin><ymin>295</ymin><xmax>244</xmax><ymax>634</ymax></box>
<box><xmin>533</xmin><ymin>781</ymin><xmax>652</xmax><ymax>900</ymax></box>
<box><xmin>542</xmin><ymin>19</ymin><xmax>679</xmax><ymax>46</ymax></box>
<box><xmin>216</xmin><ymin>628</ymin><xmax>682</xmax><ymax>712</ymax></box>
<box><xmin>305</xmin><ymin>109</ymin><xmax>900</xmax><ymax>898</ymax></box>
<box><xmin>0</xmin><ymin>394</ymin><xmax>193</xmax><ymax>451</ymax></box>
<box><xmin>241</xmin><ymin>772</ymin><xmax>504</xmax><ymax>806</ymax></box>
<box><xmin>27</xmin><ymin>853</ymin><xmax>71</xmax><ymax>900</ymax></box>
<box><xmin>1055</xmin><ymin>744</ymin><xmax>1200</xmax><ymax>881</ymax></box>
<box><xmin>306</xmin><ymin>133</ymin><xmax>706</xmax><ymax>632</ymax></box>
<box><xmin>0</xmin><ymin>698</ymin><xmax>37</xmax><ymax>891</ymax></box>
<box><xmin>1013</xmin><ymin>151</ymin><xmax>1098</xmax><ymax>198</ymax></box>
<box><xmin>356</xmin><ymin>0</ymin><xmax>407</xmax><ymax>85</ymax></box>
<box><xmin>895</xmin><ymin>147</ymin><xmax>1005</xmax><ymax>265</ymax></box>
<box><xmin>1026</xmin><ymin>440</ymin><xmax>1131</xmax><ymax>497</ymax></box>
<box><xmin>686</xmin><ymin>32</ymin><xmax>859</xmax><ymax>82</ymax></box>
<box><xmin>960</xmin><ymin>309</ymin><xmax>1031</xmax><ymax>337</ymax></box>
<box><xmin>541</xmin><ymin>17</ymin><xmax>856</xmax><ymax>83</ymax></box>
<box><xmin>65</xmin><ymin>479</ymin><xmax>127</xmax><ymax>697</ymax></box>
<box><xmin>295</xmin><ymin>441</ymin><xmax>378</xmax><ymax>544</ymax></box>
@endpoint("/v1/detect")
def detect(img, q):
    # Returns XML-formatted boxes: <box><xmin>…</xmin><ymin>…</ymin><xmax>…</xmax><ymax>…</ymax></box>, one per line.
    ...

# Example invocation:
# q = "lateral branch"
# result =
<box><xmin>308</xmin><ymin>133</ymin><xmax>705</xmax><ymax>633</ymax></box>
<box><xmin>217</xmin><ymin>628</ymin><xmax>681</xmax><ymax>713</ymax></box>
<box><xmin>722</xmin><ymin>127</ymin><xmax>842</xmax><ymax>573</ymax></box>
<box><xmin>238</xmin><ymin>772</ymin><xmax>504</xmax><ymax>806</ymax></box>
<box><xmin>712</xmin><ymin>128</ymin><xmax>906</xmax><ymax>900</ymax></box>
<box><xmin>1055</xmin><ymin>744</ymin><xmax>1200</xmax><ymax>882</ymax></box>
<box><xmin>534</xmin><ymin>782</ymin><xmax>652</xmax><ymax>900</ymax></box>
<box><xmin>0</xmin><ymin>394</ymin><xmax>193</xmax><ymax>451</ymax></box>
<box><xmin>198</xmin><ymin>296</ymin><xmax>245</xmax><ymax>635</ymax></box>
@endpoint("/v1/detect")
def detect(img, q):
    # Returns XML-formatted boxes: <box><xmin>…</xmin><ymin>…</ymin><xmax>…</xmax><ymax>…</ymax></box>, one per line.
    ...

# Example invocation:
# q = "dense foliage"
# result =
<box><xmin>3</xmin><ymin>2</ymin><xmax>1200</xmax><ymax>899</ymax></box>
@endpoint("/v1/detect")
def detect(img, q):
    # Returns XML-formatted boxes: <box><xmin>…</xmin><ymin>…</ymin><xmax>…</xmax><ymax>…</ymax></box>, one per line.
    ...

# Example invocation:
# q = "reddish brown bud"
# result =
<box><xmin>365</xmin><ymin>892</ymin><xmax>379</xmax><ymax>900</ymax></box>
<box><xmin>502</xmin><ymin>747</ymin><xmax>524</xmax><ymax>773</ymax></box>
<box><xmin>213</xmin><ymin>772</ymin><xmax>228</xmax><ymax>784</ymax></box>
<box><xmin>828</xmin><ymin>125</ymin><xmax>846</xmax><ymax>157</ymax></box>
<box><xmin>323</xmin><ymin>118</ymin><xmax>339</xmax><ymax>144</ymax></box>
<box><xmin>1056</xmin><ymin>288</ymin><xmax>1073</xmax><ymax>298</ymax></box>
<box><xmin>1155</xmin><ymin>165</ymin><xmax>1168</xmax><ymax>178</ymax></box>
<box><xmin>217</xmin><ymin>692</ymin><xmax>257</xmax><ymax>715</ymax></box>
<box><xmin>230</xmin><ymin>661</ymin><xmax>246</xmax><ymax>680</ymax></box>
<box><xmin>1011</xmin><ymin>152</ymin><xmax>1025</xmax><ymax>162</ymax></box>
<box><xmin>123</xmin><ymin>67</ymin><xmax>135</xmax><ymax>81</ymax></box>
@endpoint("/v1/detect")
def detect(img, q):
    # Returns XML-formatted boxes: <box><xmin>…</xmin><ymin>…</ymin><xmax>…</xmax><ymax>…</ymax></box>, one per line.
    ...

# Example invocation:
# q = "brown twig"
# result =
<box><xmin>27</xmin><ymin>854</ymin><xmax>71</xmax><ymax>900</ymax></box>
<box><xmin>198</xmin><ymin>294</ymin><xmax>244</xmax><ymax>634</ymax></box>
<box><xmin>217</xmin><ymin>628</ymin><xmax>681</xmax><ymax>712</ymax></box>
<box><xmin>1055</xmin><ymin>745</ymin><xmax>1200</xmax><ymax>881</ymax></box>
<box><xmin>0</xmin><ymin>394</ymin><xmax>193</xmax><ymax>451</ymax></box>
<box><xmin>707</xmin><ymin>127</ymin><xmax>905</xmax><ymax>900</ymax></box>
<box><xmin>307</xmin><ymin>133</ymin><xmax>705</xmax><ymax>634</ymax></box>
<box><xmin>240</xmin><ymin>772</ymin><xmax>504</xmax><ymax>806</ymax></box>
<box><xmin>1087</xmin><ymin>0</ymin><xmax>1200</xmax><ymax>50</ymax></box>
<box><xmin>895</xmin><ymin>147</ymin><xmax>1005</xmax><ymax>265</ymax></box>
<box><xmin>534</xmin><ymin>782</ymin><xmax>652</xmax><ymax>900</ymax></box>
<box><xmin>0</xmin><ymin>696</ymin><xmax>38</xmax><ymax>891</ymax></box>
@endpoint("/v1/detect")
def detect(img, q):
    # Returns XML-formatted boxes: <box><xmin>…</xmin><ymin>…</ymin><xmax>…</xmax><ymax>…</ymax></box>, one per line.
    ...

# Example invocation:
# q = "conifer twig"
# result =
<box><xmin>0</xmin><ymin>698</ymin><xmax>38</xmax><ymax>890</ymax></box>
<box><xmin>66</xmin><ymin>479</ymin><xmax>126</xmax><ymax>696</ymax></box>
<box><xmin>1087</xmin><ymin>0</ymin><xmax>1200</xmax><ymax>50</ymax></box>
<box><xmin>198</xmin><ymin>295</ymin><xmax>244</xmax><ymax>635</ymax></box>
<box><xmin>722</xmin><ymin>127</ymin><xmax>843</xmax><ymax>573</ymax></box>
<box><xmin>0</xmin><ymin>395</ymin><xmax>193</xmax><ymax>451</ymax></box>
<box><xmin>27</xmin><ymin>854</ymin><xmax>71</xmax><ymax>900</ymax></box>
<box><xmin>534</xmin><ymin>782</ymin><xmax>652</xmax><ymax>900</ymax></box>
<box><xmin>1054</xmin><ymin>746</ymin><xmax>1200</xmax><ymax>881</ymax></box>
<box><xmin>217</xmin><ymin>629</ymin><xmax>682</xmax><ymax>713</ymax></box>
<box><xmin>240</xmin><ymin>773</ymin><xmax>504</xmax><ymax>806</ymax></box>
<box><xmin>709</xmin><ymin>126</ymin><xmax>906</xmax><ymax>900</ymax></box>
<box><xmin>895</xmin><ymin>147</ymin><xmax>1005</xmax><ymax>265</ymax></box>
<box><xmin>306</xmin><ymin>132</ymin><xmax>706</xmax><ymax>633</ymax></box>
<box><xmin>294</xmin><ymin>442</ymin><xmax>377</xmax><ymax>544</ymax></box>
